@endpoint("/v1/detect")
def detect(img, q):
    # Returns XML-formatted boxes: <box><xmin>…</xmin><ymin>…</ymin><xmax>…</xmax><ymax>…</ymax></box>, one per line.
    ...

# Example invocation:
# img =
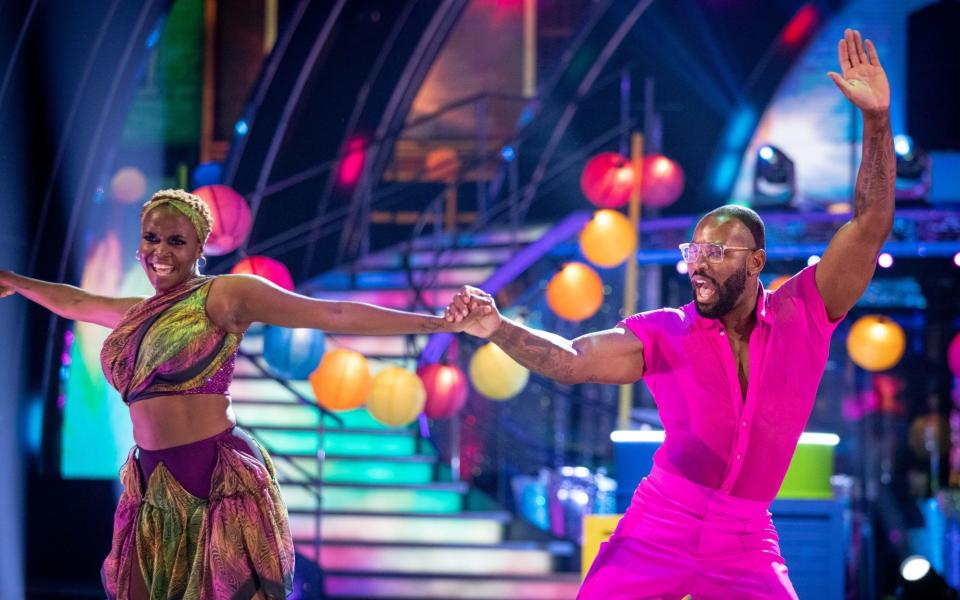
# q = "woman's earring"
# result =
<box><xmin>134</xmin><ymin>250</ymin><xmax>141</xmax><ymax>261</ymax></box>
<box><xmin>198</xmin><ymin>256</ymin><xmax>207</xmax><ymax>269</ymax></box>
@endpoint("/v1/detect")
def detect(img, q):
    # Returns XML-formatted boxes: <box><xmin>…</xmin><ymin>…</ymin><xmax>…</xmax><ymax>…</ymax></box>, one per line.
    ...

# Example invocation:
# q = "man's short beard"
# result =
<box><xmin>694</xmin><ymin>262</ymin><xmax>748</xmax><ymax>319</ymax></box>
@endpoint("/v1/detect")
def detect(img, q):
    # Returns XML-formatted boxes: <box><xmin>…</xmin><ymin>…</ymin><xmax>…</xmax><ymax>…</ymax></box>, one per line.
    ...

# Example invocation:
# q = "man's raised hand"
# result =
<box><xmin>827</xmin><ymin>28</ymin><xmax>890</xmax><ymax>115</ymax></box>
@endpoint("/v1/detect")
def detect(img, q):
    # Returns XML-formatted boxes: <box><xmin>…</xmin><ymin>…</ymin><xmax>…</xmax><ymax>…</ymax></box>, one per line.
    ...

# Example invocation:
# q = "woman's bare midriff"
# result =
<box><xmin>129</xmin><ymin>394</ymin><xmax>236</xmax><ymax>451</ymax></box>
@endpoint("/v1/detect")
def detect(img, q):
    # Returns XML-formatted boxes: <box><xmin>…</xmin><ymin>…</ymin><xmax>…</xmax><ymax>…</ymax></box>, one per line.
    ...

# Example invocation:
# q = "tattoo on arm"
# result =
<box><xmin>420</xmin><ymin>317</ymin><xmax>443</xmax><ymax>333</ymax></box>
<box><xmin>489</xmin><ymin>321</ymin><xmax>579</xmax><ymax>383</ymax></box>
<box><xmin>854</xmin><ymin>112</ymin><xmax>894</xmax><ymax>223</ymax></box>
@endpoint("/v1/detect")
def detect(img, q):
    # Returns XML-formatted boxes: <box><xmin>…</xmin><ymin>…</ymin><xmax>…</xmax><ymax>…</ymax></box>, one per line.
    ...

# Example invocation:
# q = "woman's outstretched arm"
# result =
<box><xmin>208</xmin><ymin>274</ymin><xmax>457</xmax><ymax>335</ymax></box>
<box><xmin>0</xmin><ymin>270</ymin><xmax>143</xmax><ymax>328</ymax></box>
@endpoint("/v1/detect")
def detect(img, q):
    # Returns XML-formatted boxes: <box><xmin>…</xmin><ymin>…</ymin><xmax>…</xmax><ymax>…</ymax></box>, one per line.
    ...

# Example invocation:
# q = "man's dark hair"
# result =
<box><xmin>700</xmin><ymin>205</ymin><xmax>766</xmax><ymax>249</ymax></box>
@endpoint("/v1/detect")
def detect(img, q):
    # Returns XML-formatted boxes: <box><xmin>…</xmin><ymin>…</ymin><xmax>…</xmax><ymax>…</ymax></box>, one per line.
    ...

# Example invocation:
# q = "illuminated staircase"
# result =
<box><xmin>232</xmin><ymin>226</ymin><xmax>580</xmax><ymax>599</ymax></box>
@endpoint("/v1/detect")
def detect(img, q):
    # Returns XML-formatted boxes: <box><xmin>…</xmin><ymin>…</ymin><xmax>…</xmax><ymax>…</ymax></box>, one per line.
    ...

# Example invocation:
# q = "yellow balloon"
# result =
<box><xmin>579</xmin><ymin>209</ymin><xmax>637</xmax><ymax>268</ymax></box>
<box><xmin>469</xmin><ymin>342</ymin><xmax>530</xmax><ymax>400</ymax></box>
<box><xmin>846</xmin><ymin>315</ymin><xmax>906</xmax><ymax>372</ymax></box>
<box><xmin>366</xmin><ymin>367</ymin><xmax>426</xmax><ymax>427</ymax></box>
<box><xmin>546</xmin><ymin>262</ymin><xmax>604</xmax><ymax>322</ymax></box>
<box><xmin>309</xmin><ymin>349</ymin><xmax>371</xmax><ymax>411</ymax></box>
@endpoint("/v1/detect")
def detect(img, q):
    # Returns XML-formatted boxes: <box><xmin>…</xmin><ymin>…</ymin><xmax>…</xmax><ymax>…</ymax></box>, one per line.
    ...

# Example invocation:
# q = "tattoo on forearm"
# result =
<box><xmin>490</xmin><ymin>323</ymin><xmax>577</xmax><ymax>382</ymax></box>
<box><xmin>420</xmin><ymin>317</ymin><xmax>443</xmax><ymax>333</ymax></box>
<box><xmin>855</xmin><ymin>112</ymin><xmax>894</xmax><ymax>220</ymax></box>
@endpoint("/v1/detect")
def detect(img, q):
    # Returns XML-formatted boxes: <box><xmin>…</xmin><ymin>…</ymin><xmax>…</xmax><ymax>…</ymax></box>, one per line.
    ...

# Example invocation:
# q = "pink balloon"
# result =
<box><xmin>192</xmin><ymin>185</ymin><xmax>252</xmax><ymax>255</ymax></box>
<box><xmin>418</xmin><ymin>364</ymin><xmax>469</xmax><ymax>419</ymax></box>
<box><xmin>949</xmin><ymin>333</ymin><xmax>960</xmax><ymax>377</ymax></box>
<box><xmin>111</xmin><ymin>167</ymin><xmax>147</xmax><ymax>204</ymax></box>
<box><xmin>642</xmin><ymin>154</ymin><xmax>685</xmax><ymax>208</ymax></box>
<box><xmin>230</xmin><ymin>256</ymin><xmax>294</xmax><ymax>291</ymax></box>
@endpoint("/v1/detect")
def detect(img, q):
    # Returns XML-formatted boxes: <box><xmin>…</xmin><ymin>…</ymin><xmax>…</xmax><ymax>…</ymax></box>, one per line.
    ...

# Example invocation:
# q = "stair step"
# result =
<box><xmin>272</xmin><ymin>455</ymin><xmax>436</xmax><ymax>484</ymax></box>
<box><xmin>280</xmin><ymin>482</ymin><xmax>466</xmax><ymax>513</ymax></box>
<box><xmin>403</xmin><ymin>225</ymin><xmax>549</xmax><ymax>250</ymax></box>
<box><xmin>289</xmin><ymin>511</ymin><xmax>509</xmax><ymax>544</ymax></box>
<box><xmin>313</xmin><ymin>266</ymin><xmax>493</xmax><ymax>291</ymax></box>
<box><xmin>323</xmin><ymin>572</ymin><xmax>581</xmax><ymax>600</ymax></box>
<box><xmin>255</xmin><ymin>428</ymin><xmax>422</xmax><ymax>457</ymax></box>
<box><xmin>234</xmin><ymin>401</ymin><xmax>405</xmax><ymax>431</ymax></box>
<box><xmin>351</xmin><ymin>247</ymin><xmax>518</xmax><ymax>271</ymax></box>
<box><xmin>296</xmin><ymin>541</ymin><xmax>562</xmax><ymax>576</ymax></box>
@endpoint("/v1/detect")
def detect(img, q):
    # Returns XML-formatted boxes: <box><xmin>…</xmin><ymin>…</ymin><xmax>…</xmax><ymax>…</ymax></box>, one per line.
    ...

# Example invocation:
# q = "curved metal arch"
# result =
<box><xmin>229</xmin><ymin>0</ymin><xmax>347</xmax><ymax>231</ymax></box>
<box><xmin>221</xmin><ymin>0</ymin><xmax>469</xmax><ymax>281</ymax></box>
<box><xmin>517</xmin><ymin>0</ymin><xmax>654</xmax><ymax>217</ymax></box>
<box><xmin>330</xmin><ymin>0</ymin><xmax>469</xmax><ymax>266</ymax></box>
<box><xmin>478</xmin><ymin>0</ymin><xmax>654</xmax><ymax>220</ymax></box>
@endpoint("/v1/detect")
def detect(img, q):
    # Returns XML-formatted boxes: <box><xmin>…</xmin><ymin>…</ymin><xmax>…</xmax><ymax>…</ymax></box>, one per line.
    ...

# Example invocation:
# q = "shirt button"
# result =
<box><xmin>736</xmin><ymin>454</ymin><xmax>742</xmax><ymax>460</ymax></box>
<box><xmin>719</xmin><ymin>330</ymin><xmax>726</xmax><ymax>336</ymax></box>
<box><xmin>742</xmin><ymin>421</ymin><xmax>747</xmax><ymax>428</ymax></box>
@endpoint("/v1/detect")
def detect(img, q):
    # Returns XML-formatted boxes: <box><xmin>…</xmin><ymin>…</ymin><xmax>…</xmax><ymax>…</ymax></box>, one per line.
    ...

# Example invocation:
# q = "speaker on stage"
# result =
<box><xmin>907</xmin><ymin>1</ymin><xmax>960</xmax><ymax>151</ymax></box>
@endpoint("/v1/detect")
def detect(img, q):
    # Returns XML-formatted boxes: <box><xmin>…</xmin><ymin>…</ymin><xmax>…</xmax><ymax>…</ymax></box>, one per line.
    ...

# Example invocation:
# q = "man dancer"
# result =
<box><xmin>444</xmin><ymin>29</ymin><xmax>892</xmax><ymax>599</ymax></box>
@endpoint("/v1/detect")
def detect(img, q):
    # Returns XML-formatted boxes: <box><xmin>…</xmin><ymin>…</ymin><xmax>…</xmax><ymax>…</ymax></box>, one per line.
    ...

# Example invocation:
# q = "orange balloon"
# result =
<box><xmin>579</xmin><ymin>209</ymin><xmax>637</xmax><ymax>268</ymax></box>
<box><xmin>309</xmin><ymin>349</ymin><xmax>372</xmax><ymax>411</ymax></box>
<box><xmin>546</xmin><ymin>262</ymin><xmax>604</xmax><ymax>321</ymax></box>
<box><xmin>767</xmin><ymin>274</ymin><xmax>791</xmax><ymax>292</ymax></box>
<box><xmin>846</xmin><ymin>315</ymin><xmax>906</xmax><ymax>372</ymax></box>
<box><xmin>424</xmin><ymin>147</ymin><xmax>461</xmax><ymax>183</ymax></box>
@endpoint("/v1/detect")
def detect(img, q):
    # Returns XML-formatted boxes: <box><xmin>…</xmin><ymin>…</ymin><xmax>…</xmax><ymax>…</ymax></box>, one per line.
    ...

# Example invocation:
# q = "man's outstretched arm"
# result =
<box><xmin>445</xmin><ymin>286</ymin><xmax>646</xmax><ymax>385</ymax></box>
<box><xmin>817</xmin><ymin>28</ymin><xmax>895</xmax><ymax>320</ymax></box>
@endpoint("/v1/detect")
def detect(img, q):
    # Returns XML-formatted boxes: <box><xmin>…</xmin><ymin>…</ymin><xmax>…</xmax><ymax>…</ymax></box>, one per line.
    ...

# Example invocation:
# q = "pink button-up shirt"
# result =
<box><xmin>620</xmin><ymin>264</ymin><xmax>843</xmax><ymax>503</ymax></box>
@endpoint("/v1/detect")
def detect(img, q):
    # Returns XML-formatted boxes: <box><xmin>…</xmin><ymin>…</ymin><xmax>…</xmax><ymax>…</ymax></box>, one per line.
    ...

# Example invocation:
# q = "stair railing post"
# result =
<box><xmin>451</xmin><ymin>410</ymin><xmax>462</xmax><ymax>482</ymax></box>
<box><xmin>475</xmin><ymin>95</ymin><xmax>489</xmax><ymax>221</ymax></box>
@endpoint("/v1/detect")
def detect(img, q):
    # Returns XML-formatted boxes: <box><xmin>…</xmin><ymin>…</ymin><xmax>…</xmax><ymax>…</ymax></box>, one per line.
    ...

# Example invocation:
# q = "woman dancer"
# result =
<box><xmin>0</xmin><ymin>189</ymin><xmax>462</xmax><ymax>599</ymax></box>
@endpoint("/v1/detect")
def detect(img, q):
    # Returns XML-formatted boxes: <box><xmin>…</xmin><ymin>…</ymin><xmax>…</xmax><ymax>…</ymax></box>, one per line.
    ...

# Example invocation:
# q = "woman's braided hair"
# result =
<box><xmin>140</xmin><ymin>189</ymin><xmax>214</xmax><ymax>244</ymax></box>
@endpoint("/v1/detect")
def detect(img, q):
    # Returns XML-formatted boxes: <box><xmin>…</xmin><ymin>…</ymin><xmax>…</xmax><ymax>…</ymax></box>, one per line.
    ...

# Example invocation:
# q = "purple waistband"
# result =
<box><xmin>135</xmin><ymin>426</ymin><xmax>262</xmax><ymax>500</ymax></box>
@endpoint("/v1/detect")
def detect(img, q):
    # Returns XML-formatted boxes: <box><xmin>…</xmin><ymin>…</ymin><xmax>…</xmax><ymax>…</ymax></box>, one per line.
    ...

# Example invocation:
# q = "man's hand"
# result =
<box><xmin>828</xmin><ymin>28</ymin><xmax>890</xmax><ymax>115</ymax></box>
<box><xmin>443</xmin><ymin>285</ymin><xmax>502</xmax><ymax>338</ymax></box>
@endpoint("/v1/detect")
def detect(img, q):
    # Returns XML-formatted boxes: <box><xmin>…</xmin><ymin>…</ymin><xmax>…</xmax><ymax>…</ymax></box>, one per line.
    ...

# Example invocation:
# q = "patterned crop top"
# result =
<box><xmin>100</xmin><ymin>277</ymin><xmax>242</xmax><ymax>404</ymax></box>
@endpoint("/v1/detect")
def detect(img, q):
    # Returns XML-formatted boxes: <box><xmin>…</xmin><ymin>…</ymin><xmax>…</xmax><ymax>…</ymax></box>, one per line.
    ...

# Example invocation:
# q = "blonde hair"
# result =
<box><xmin>141</xmin><ymin>189</ymin><xmax>214</xmax><ymax>244</ymax></box>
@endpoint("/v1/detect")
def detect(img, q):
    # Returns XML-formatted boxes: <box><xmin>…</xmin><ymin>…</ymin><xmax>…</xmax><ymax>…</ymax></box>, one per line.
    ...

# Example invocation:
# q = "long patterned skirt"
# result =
<box><xmin>101</xmin><ymin>428</ymin><xmax>295</xmax><ymax>599</ymax></box>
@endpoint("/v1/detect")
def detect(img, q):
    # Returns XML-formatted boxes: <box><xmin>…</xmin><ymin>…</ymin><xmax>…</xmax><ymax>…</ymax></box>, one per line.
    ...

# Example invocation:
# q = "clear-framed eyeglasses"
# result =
<box><xmin>678</xmin><ymin>242</ymin><xmax>757</xmax><ymax>264</ymax></box>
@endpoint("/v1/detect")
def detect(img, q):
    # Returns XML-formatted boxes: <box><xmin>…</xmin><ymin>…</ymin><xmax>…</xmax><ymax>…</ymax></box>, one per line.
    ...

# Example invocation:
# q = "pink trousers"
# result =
<box><xmin>578</xmin><ymin>465</ymin><xmax>798</xmax><ymax>600</ymax></box>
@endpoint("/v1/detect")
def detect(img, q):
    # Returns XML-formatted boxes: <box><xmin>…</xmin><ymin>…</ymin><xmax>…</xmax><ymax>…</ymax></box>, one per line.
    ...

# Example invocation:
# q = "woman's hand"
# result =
<box><xmin>0</xmin><ymin>270</ymin><xmax>18</xmax><ymax>299</ymax></box>
<box><xmin>443</xmin><ymin>286</ymin><xmax>502</xmax><ymax>339</ymax></box>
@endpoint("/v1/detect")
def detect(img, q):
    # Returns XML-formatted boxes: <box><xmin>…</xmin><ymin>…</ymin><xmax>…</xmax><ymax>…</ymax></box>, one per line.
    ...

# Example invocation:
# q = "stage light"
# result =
<box><xmin>676</xmin><ymin>260</ymin><xmax>688</xmax><ymax>274</ymax></box>
<box><xmin>753</xmin><ymin>145</ymin><xmax>795</xmax><ymax>208</ymax></box>
<box><xmin>234</xmin><ymin>119</ymin><xmax>249</xmax><ymax>136</ymax></box>
<box><xmin>878</xmin><ymin>253</ymin><xmax>894</xmax><ymax>268</ymax></box>
<box><xmin>807</xmin><ymin>255</ymin><xmax>820</xmax><ymax>266</ymax></box>
<box><xmin>501</xmin><ymin>145</ymin><xmax>516</xmax><ymax>162</ymax></box>
<box><xmin>899</xmin><ymin>554</ymin><xmax>958</xmax><ymax>599</ymax></box>
<box><xmin>894</xmin><ymin>134</ymin><xmax>930</xmax><ymax>201</ymax></box>
<box><xmin>954</xmin><ymin>252</ymin><xmax>960</xmax><ymax>268</ymax></box>
<box><xmin>894</xmin><ymin>134</ymin><xmax>913</xmax><ymax>157</ymax></box>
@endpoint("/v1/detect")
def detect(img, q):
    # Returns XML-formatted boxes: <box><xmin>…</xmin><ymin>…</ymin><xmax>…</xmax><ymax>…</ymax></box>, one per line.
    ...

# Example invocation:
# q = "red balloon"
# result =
<box><xmin>231</xmin><ymin>255</ymin><xmax>294</xmax><ymax>291</ymax></box>
<box><xmin>418</xmin><ymin>364</ymin><xmax>469</xmax><ymax>419</ymax></box>
<box><xmin>192</xmin><ymin>185</ymin><xmax>252</xmax><ymax>255</ymax></box>
<box><xmin>642</xmin><ymin>154</ymin><xmax>685</xmax><ymax>208</ymax></box>
<box><xmin>580</xmin><ymin>152</ymin><xmax>634</xmax><ymax>208</ymax></box>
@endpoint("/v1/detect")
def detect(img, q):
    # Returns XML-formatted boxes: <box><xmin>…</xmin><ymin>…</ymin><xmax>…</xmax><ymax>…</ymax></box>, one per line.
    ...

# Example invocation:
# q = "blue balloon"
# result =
<box><xmin>191</xmin><ymin>162</ymin><xmax>224</xmax><ymax>188</ymax></box>
<box><xmin>262</xmin><ymin>326</ymin><xmax>325</xmax><ymax>380</ymax></box>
